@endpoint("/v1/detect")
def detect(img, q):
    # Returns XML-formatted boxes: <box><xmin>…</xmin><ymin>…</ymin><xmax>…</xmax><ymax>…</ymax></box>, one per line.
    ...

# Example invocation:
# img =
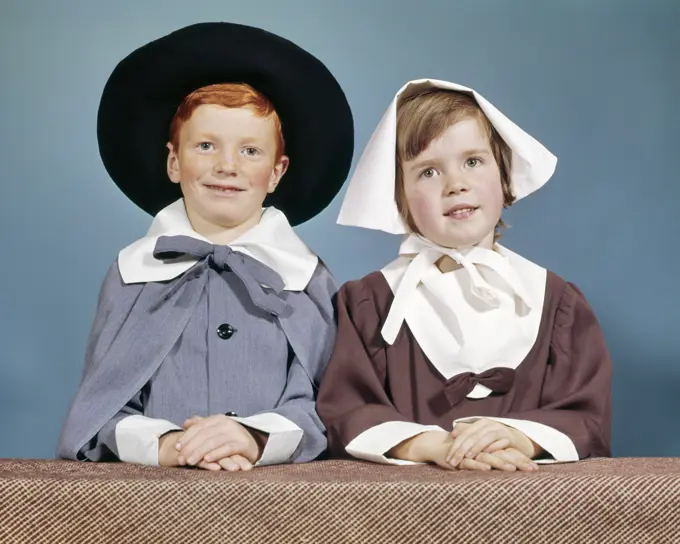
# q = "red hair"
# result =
<box><xmin>168</xmin><ymin>83</ymin><xmax>285</xmax><ymax>157</ymax></box>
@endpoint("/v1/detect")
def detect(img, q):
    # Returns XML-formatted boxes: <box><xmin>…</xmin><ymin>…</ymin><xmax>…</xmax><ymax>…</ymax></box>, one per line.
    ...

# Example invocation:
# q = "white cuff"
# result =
<box><xmin>345</xmin><ymin>421</ymin><xmax>446</xmax><ymax>465</ymax></box>
<box><xmin>229</xmin><ymin>413</ymin><xmax>303</xmax><ymax>466</ymax></box>
<box><xmin>453</xmin><ymin>416</ymin><xmax>579</xmax><ymax>463</ymax></box>
<box><xmin>114</xmin><ymin>415</ymin><xmax>181</xmax><ymax>466</ymax></box>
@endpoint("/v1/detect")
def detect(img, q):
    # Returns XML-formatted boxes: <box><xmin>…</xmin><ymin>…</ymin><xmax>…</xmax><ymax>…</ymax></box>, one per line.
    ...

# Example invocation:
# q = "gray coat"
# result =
<box><xmin>57</xmin><ymin>237</ymin><xmax>337</xmax><ymax>463</ymax></box>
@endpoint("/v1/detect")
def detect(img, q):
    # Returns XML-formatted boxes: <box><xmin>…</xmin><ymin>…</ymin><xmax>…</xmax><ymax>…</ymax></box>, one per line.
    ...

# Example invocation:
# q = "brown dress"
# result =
<box><xmin>317</xmin><ymin>270</ymin><xmax>612</xmax><ymax>459</ymax></box>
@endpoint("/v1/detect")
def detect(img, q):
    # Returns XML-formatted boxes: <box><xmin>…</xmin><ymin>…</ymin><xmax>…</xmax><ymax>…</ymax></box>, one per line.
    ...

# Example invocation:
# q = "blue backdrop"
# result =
<box><xmin>1</xmin><ymin>0</ymin><xmax>678</xmax><ymax>458</ymax></box>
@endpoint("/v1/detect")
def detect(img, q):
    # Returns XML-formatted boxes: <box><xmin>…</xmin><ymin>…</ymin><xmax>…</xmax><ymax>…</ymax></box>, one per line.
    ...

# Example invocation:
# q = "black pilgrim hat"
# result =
<box><xmin>97</xmin><ymin>22</ymin><xmax>354</xmax><ymax>225</ymax></box>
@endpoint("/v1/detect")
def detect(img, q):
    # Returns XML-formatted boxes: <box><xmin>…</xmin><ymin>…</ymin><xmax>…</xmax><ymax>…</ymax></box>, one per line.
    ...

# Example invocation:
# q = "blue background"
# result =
<box><xmin>1</xmin><ymin>0</ymin><xmax>678</xmax><ymax>458</ymax></box>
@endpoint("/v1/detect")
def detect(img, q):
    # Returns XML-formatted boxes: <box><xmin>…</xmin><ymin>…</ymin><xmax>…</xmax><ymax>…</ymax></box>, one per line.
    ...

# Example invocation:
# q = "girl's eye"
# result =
<box><xmin>421</xmin><ymin>168</ymin><xmax>437</xmax><ymax>178</ymax></box>
<box><xmin>466</xmin><ymin>157</ymin><xmax>482</xmax><ymax>167</ymax></box>
<box><xmin>198</xmin><ymin>142</ymin><xmax>213</xmax><ymax>151</ymax></box>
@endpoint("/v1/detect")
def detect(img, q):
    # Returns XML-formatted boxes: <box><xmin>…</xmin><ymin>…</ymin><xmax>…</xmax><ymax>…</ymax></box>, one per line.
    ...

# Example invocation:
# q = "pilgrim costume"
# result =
<box><xmin>318</xmin><ymin>79</ymin><xmax>611</xmax><ymax>465</ymax></box>
<box><xmin>57</xmin><ymin>23</ymin><xmax>354</xmax><ymax>466</ymax></box>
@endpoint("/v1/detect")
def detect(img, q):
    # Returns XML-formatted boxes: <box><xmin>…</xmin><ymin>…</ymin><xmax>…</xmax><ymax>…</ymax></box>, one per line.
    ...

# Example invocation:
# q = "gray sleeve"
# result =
<box><xmin>264</xmin><ymin>262</ymin><xmax>338</xmax><ymax>462</ymax></box>
<box><xmin>77</xmin><ymin>390</ymin><xmax>144</xmax><ymax>461</ymax></box>
<box><xmin>57</xmin><ymin>261</ymin><xmax>145</xmax><ymax>460</ymax></box>
<box><xmin>265</xmin><ymin>351</ymin><xmax>328</xmax><ymax>463</ymax></box>
<box><xmin>294</xmin><ymin>261</ymin><xmax>338</xmax><ymax>385</ymax></box>
<box><xmin>304</xmin><ymin>260</ymin><xmax>338</xmax><ymax>330</ymax></box>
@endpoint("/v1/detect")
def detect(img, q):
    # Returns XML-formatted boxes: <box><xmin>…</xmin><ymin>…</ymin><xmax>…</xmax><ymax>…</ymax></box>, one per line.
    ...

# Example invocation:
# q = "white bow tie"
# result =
<box><xmin>381</xmin><ymin>235</ymin><xmax>535</xmax><ymax>344</ymax></box>
<box><xmin>118</xmin><ymin>199</ymin><xmax>318</xmax><ymax>291</ymax></box>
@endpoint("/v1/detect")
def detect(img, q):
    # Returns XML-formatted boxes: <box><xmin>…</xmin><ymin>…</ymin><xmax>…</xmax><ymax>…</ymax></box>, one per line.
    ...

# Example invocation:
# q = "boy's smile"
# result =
<box><xmin>166</xmin><ymin>104</ymin><xmax>289</xmax><ymax>244</ymax></box>
<box><xmin>204</xmin><ymin>183</ymin><xmax>246</xmax><ymax>195</ymax></box>
<box><xmin>402</xmin><ymin>117</ymin><xmax>503</xmax><ymax>250</ymax></box>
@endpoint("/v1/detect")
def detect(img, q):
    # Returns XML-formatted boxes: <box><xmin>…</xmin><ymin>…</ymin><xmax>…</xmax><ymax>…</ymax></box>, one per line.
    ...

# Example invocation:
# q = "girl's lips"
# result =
<box><xmin>445</xmin><ymin>205</ymin><xmax>478</xmax><ymax>220</ymax></box>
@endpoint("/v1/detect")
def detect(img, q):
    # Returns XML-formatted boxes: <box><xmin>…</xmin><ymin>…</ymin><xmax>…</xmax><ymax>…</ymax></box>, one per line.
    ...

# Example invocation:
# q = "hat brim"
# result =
<box><xmin>97</xmin><ymin>22</ymin><xmax>354</xmax><ymax>225</ymax></box>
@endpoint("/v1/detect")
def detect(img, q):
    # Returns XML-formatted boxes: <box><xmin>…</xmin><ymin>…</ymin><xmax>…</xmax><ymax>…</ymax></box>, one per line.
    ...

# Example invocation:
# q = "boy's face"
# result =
<box><xmin>401</xmin><ymin>117</ymin><xmax>503</xmax><ymax>250</ymax></box>
<box><xmin>167</xmin><ymin>104</ymin><xmax>289</xmax><ymax>235</ymax></box>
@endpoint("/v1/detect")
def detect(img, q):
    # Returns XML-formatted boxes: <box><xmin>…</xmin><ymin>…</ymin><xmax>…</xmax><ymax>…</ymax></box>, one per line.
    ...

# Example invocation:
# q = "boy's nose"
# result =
<box><xmin>214</xmin><ymin>152</ymin><xmax>238</xmax><ymax>175</ymax></box>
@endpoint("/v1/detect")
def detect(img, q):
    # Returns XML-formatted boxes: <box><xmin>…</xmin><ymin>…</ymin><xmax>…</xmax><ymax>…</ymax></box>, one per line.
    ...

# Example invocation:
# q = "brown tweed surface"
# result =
<box><xmin>1</xmin><ymin>458</ymin><xmax>678</xmax><ymax>543</ymax></box>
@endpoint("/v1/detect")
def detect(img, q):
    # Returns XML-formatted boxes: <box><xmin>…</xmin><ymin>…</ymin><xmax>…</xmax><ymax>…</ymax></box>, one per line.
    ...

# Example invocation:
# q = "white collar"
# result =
<box><xmin>337</xmin><ymin>78</ymin><xmax>557</xmax><ymax>234</ymax></box>
<box><xmin>381</xmin><ymin>235</ymin><xmax>537</xmax><ymax>344</ymax></box>
<box><xmin>380</xmin><ymin>235</ymin><xmax>546</xmax><ymax>396</ymax></box>
<box><xmin>118</xmin><ymin>199</ymin><xmax>318</xmax><ymax>291</ymax></box>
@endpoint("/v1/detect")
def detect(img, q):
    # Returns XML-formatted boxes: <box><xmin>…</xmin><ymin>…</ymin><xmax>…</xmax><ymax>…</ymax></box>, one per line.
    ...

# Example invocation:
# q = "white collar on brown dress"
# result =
<box><xmin>381</xmin><ymin>234</ymin><xmax>546</xmax><ymax>398</ymax></box>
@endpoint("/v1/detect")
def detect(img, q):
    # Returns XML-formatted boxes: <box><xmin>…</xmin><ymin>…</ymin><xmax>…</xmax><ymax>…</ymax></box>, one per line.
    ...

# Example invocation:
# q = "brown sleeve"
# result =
<box><xmin>505</xmin><ymin>282</ymin><xmax>612</xmax><ymax>458</ymax></box>
<box><xmin>316</xmin><ymin>280</ymin><xmax>410</xmax><ymax>458</ymax></box>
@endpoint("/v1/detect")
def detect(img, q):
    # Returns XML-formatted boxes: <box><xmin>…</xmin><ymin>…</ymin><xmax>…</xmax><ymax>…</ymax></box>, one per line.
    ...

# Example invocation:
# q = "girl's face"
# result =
<box><xmin>401</xmin><ymin>117</ymin><xmax>504</xmax><ymax>250</ymax></box>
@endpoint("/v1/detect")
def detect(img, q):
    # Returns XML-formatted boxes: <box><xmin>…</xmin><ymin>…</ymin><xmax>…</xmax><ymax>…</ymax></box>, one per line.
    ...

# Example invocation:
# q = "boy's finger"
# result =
<box><xmin>176</xmin><ymin>418</ymin><xmax>220</xmax><ymax>450</ymax></box>
<box><xmin>197</xmin><ymin>460</ymin><xmax>222</xmax><ymax>471</ymax></box>
<box><xmin>203</xmin><ymin>443</ymin><xmax>242</xmax><ymax>463</ymax></box>
<box><xmin>178</xmin><ymin>428</ymin><xmax>218</xmax><ymax>462</ymax></box>
<box><xmin>230</xmin><ymin>454</ymin><xmax>253</xmax><ymax>471</ymax></box>
<box><xmin>183</xmin><ymin>416</ymin><xmax>204</xmax><ymax>428</ymax></box>
<box><xmin>219</xmin><ymin>457</ymin><xmax>241</xmax><ymax>472</ymax></box>
<box><xmin>181</xmin><ymin>421</ymin><xmax>247</xmax><ymax>463</ymax></box>
<box><xmin>184</xmin><ymin>435</ymin><xmax>227</xmax><ymax>466</ymax></box>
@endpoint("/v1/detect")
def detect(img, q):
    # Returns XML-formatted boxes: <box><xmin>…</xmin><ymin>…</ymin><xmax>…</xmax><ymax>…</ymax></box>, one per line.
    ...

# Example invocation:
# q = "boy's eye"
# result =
<box><xmin>466</xmin><ymin>157</ymin><xmax>482</xmax><ymax>167</ymax></box>
<box><xmin>243</xmin><ymin>147</ymin><xmax>260</xmax><ymax>156</ymax></box>
<box><xmin>198</xmin><ymin>142</ymin><xmax>213</xmax><ymax>151</ymax></box>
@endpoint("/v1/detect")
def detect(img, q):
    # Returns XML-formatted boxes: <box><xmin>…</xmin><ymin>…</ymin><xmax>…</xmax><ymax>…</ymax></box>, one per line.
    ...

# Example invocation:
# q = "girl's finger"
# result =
<box><xmin>493</xmin><ymin>448</ymin><xmax>538</xmax><ymax>472</ymax></box>
<box><xmin>449</xmin><ymin>430</ymin><xmax>502</xmax><ymax>467</ymax></box>
<box><xmin>451</xmin><ymin>422</ymin><xmax>471</xmax><ymax>437</ymax></box>
<box><xmin>465</xmin><ymin>429</ymin><xmax>509</xmax><ymax>459</ymax></box>
<box><xmin>447</xmin><ymin>420</ymin><xmax>494</xmax><ymax>464</ymax></box>
<box><xmin>457</xmin><ymin>458</ymin><xmax>491</xmax><ymax>471</ymax></box>
<box><xmin>475</xmin><ymin>452</ymin><xmax>516</xmax><ymax>472</ymax></box>
<box><xmin>483</xmin><ymin>439</ymin><xmax>511</xmax><ymax>453</ymax></box>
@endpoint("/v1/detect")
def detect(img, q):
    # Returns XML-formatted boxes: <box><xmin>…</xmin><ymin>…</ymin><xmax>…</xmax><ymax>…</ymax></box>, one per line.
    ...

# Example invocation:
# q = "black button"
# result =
<box><xmin>216</xmin><ymin>323</ymin><xmax>235</xmax><ymax>339</ymax></box>
<box><xmin>225</xmin><ymin>411</ymin><xmax>238</xmax><ymax>417</ymax></box>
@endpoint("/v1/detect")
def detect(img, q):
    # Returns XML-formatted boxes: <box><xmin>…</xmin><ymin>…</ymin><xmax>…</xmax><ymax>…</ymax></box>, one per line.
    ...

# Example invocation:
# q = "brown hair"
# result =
<box><xmin>395</xmin><ymin>89</ymin><xmax>514</xmax><ymax>239</ymax></box>
<box><xmin>168</xmin><ymin>83</ymin><xmax>285</xmax><ymax>157</ymax></box>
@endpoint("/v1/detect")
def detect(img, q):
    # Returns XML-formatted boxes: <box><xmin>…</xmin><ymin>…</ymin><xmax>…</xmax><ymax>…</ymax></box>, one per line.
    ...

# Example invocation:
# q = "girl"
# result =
<box><xmin>318</xmin><ymin>79</ymin><xmax>611</xmax><ymax>471</ymax></box>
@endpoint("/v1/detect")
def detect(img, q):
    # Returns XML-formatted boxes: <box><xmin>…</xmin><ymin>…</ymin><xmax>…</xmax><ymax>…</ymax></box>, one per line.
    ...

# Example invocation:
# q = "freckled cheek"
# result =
<box><xmin>180</xmin><ymin>158</ymin><xmax>213</xmax><ymax>183</ymax></box>
<box><xmin>243</xmin><ymin>163</ymin><xmax>275</xmax><ymax>190</ymax></box>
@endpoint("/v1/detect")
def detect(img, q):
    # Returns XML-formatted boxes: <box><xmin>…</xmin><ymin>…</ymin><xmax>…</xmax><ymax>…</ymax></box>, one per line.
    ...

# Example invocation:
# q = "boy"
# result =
<box><xmin>57</xmin><ymin>22</ymin><xmax>353</xmax><ymax>471</ymax></box>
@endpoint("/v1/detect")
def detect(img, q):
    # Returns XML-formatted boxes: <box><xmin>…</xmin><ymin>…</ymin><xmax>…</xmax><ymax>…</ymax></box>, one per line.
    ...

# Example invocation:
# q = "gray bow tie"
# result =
<box><xmin>153</xmin><ymin>235</ymin><xmax>286</xmax><ymax>316</ymax></box>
